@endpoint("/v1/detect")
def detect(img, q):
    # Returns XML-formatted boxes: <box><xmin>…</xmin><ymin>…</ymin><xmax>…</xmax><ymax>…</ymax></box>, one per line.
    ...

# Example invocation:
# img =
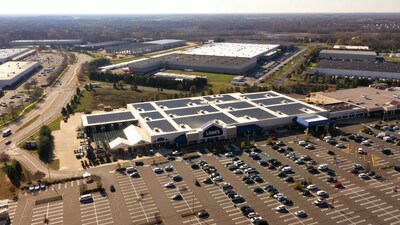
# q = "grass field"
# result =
<box><xmin>384</xmin><ymin>56</ymin><xmax>400</xmax><ymax>63</ymax></box>
<box><xmin>48</xmin><ymin>115</ymin><xmax>62</xmax><ymax>131</ymax></box>
<box><xmin>164</xmin><ymin>70</ymin><xmax>236</xmax><ymax>92</ymax></box>
<box><xmin>0</xmin><ymin>165</ymin><xmax>15</xmax><ymax>199</ymax></box>
<box><xmin>75</xmin><ymin>88</ymin><xmax>170</xmax><ymax>112</ymax></box>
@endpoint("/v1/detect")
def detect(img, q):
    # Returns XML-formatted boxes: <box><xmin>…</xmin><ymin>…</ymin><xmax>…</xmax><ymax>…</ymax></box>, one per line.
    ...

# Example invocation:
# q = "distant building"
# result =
<box><xmin>313</xmin><ymin>60</ymin><xmax>400</xmax><ymax>79</ymax></box>
<box><xmin>0</xmin><ymin>61</ymin><xmax>41</xmax><ymax>90</ymax></box>
<box><xmin>0</xmin><ymin>48</ymin><xmax>32</xmax><ymax>64</ymax></box>
<box><xmin>75</xmin><ymin>41</ymin><xmax>131</xmax><ymax>51</ymax></box>
<box><xmin>319</xmin><ymin>50</ymin><xmax>377</xmax><ymax>61</ymax></box>
<box><xmin>333</xmin><ymin>45</ymin><xmax>369</xmax><ymax>50</ymax></box>
<box><xmin>154</xmin><ymin>72</ymin><xmax>206</xmax><ymax>81</ymax></box>
<box><xmin>10</xmin><ymin>39</ymin><xmax>82</xmax><ymax>46</ymax></box>
<box><xmin>104</xmin><ymin>39</ymin><xmax>186</xmax><ymax>54</ymax></box>
<box><xmin>128</xmin><ymin>43</ymin><xmax>280</xmax><ymax>75</ymax></box>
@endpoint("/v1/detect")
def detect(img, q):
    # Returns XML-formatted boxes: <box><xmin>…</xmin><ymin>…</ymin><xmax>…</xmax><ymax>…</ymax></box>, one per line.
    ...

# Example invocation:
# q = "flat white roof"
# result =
<box><xmin>11</xmin><ymin>39</ymin><xmax>81</xmax><ymax>43</ymax></box>
<box><xmin>0</xmin><ymin>48</ymin><xmax>29</xmax><ymax>61</ymax></box>
<box><xmin>185</xmin><ymin>43</ymin><xmax>279</xmax><ymax>59</ymax></box>
<box><xmin>0</xmin><ymin>61</ymin><xmax>39</xmax><ymax>81</ymax></box>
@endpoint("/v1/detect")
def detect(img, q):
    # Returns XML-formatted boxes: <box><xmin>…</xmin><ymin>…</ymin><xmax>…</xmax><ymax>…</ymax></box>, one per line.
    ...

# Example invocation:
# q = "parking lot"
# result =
<box><xmin>30</xmin><ymin>201</ymin><xmax>63</xmax><ymax>225</ymax></box>
<box><xmin>80</xmin><ymin>193</ymin><xmax>114</xmax><ymax>225</ymax></box>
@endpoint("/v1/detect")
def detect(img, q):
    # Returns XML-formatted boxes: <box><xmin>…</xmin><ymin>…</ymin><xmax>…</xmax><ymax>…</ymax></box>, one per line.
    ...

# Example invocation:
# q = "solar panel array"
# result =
<box><xmin>216</xmin><ymin>101</ymin><xmax>255</xmax><ymax>110</ymax></box>
<box><xmin>173</xmin><ymin>113</ymin><xmax>237</xmax><ymax>129</ymax></box>
<box><xmin>86</xmin><ymin>111</ymin><xmax>135</xmax><ymax>125</ymax></box>
<box><xmin>252</xmin><ymin>97</ymin><xmax>294</xmax><ymax>106</ymax></box>
<box><xmin>203</xmin><ymin>94</ymin><xmax>237</xmax><ymax>102</ymax></box>
<box><xmin>139</xmin><ymin>111</ymin><xmax>164</xmax><ymax>120</ymax></box>
<box><xmin>155</xmin><ymin>98</ymin><xmax>203</xmax><ymax>109</ymax></box>
<box><xmin>266</xmin><ymin>103</ymin><xmax>315</xmax><ymax>115</ymax></box>
<box><xmin>228</xmin><ymin>108</ymin><xmax>276</xmax><ymax>120</ymax></box>
<box><xmin>165</xmin><ymin>105</ymin><xmax>218</xmax><ymax>116</ymax></box>
<box><xmin>131</xmin><ymin>103</ymin><xmax>155</xmax><ymax>111</ymax></box>
<box><xmin>146</xmin><ymin>120</ymin><xmax>177</xmax><ymax>132</ymax></box>
<box><xmin>241</xmin><ymin>92</ymin><xmax>278</xmax><ymax>99</ymax></box>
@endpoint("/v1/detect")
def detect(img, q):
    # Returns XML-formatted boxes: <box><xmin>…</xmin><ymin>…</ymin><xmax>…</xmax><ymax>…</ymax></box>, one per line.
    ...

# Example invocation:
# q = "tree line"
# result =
<box><xmin>38</xmin><ymin>126</ymin><xmax>54</xmax><ymax>162</ymax></box>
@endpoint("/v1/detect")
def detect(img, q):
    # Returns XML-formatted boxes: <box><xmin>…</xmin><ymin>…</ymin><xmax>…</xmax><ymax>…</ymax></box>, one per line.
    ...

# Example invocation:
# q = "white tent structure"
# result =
<box><xmin>109</xmin><ymin>125</ymin><xmax>149</xmax><ymax>150</ymax></box>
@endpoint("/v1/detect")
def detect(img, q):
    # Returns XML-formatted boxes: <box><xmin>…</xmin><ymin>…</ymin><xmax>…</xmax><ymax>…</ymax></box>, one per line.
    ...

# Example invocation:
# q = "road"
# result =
<box><xmin>1</xmin><ymin>53</ymin><xmax>92</xmax><ymax>178</ymax></box>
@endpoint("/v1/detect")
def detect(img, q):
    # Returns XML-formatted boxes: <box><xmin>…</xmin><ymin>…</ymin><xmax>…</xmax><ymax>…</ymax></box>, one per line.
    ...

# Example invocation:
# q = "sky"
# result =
<box><xmin>1</xmin><ymin>0</ymin><xmax>400</xmax><ymax>15</ymax></box>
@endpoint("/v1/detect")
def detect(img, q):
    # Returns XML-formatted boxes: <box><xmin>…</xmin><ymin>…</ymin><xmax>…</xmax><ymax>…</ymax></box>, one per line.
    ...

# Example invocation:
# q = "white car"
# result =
<box><xmin>225</xmin><ymin>152</ymin><xmax>233</xmax><ymax>157</ymax></box>
<box><xmin>276</xmin><ymin>205</ymin><xmax>286</xmax><ymax>212</ymax></box>
<box><xmin>233</xmin><ymin>169</ymin><xmax>243</xmax><ymax>174</ymax></box>
<box><xmin>317</xmin><ymin>164</ymin><xmax>329</xmax><ymax>170</ymax></box>
<box><xmin>212</xmin><ymin>176</ymin><xmax>223</xmax><ymax>182</ymax></box>
<box><xmin>29</xmin><ymin>185</ymin><xmax>35</xmax><ymax>192</ymax></box>
<box><xmin>250</xmin><ymin>216</ymin><xmax>263</xmax><ymax>224</ymax></box>
<box><xmin>126</xmin><ymin>167</ymin><xmax>137</xmax><ymax>174</ymax></box>
<box><xmin>336</xmin><ymin>143</ymin><xmax>344</xmax><ymax>148</ymax></box>
<box><xmin>307</xmin><ymin>184</ymin><xmax>318</xmax><ymax>190</ymax></box>
<box><xmin>282</xmin><ymin>166</ymin><xmax>293</xmax><ymax>172</ymax></box>
<box><xmin>358</xmin><ymin>173</ymin><xmax>369</xmax><ymax>179</ymax></box>
<box><xmin>295</xmin><ymin>159</ymin><xmax>304</xmax><ymax>164</ymax></box>
<box><xmin>164</xmin><ymin>182</ymin><xmax>175</xmax><ymax>188</ymax></box>
<box><xmin>247</xmin><ymin>212</ymin><xmax>259</xmax><ymax>219</ymax></box>
<box><xmin>317</xmin><ymin>190</ymin><xmax>327</xmax><ymax>197</ymax></box>
<box><xmin>295</xmin><ymin>210</ymin><xmax>308</xmax><ymax>218</ymax></box>
<box><xmin>273</xmin><ymin>193</ymin><xmax>285</xmax><ymax>199</ymax></box>
<box><xmin>361</xmin><ymin>140</ymin><xmax>370</xmax><ymax>146</ymax></box>
<box><xmin>153</xmin><ymin>167</ymin><xmax>163</xmax><ymax>173</ymax></box>
<box><xmin>305</xmin><ymin>144</ymin><xmax>314</xmax><ymax>149</ymax></box>
<box><xmin>298</xmin><ymin>140</ymin><xmax>307</xmax><ymax>146</ymax></box>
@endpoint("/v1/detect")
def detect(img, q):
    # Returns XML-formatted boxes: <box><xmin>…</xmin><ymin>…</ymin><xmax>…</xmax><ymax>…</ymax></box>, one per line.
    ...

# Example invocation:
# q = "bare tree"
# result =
<box><xmin>33</xmin><ymin>170</ymin><xmax>46</xmax><ymax>180</ymax></box>
<box><xmin>0</xmin><ymin>152</ymin><xmax>10</xmax><ymax>166</ymax></box>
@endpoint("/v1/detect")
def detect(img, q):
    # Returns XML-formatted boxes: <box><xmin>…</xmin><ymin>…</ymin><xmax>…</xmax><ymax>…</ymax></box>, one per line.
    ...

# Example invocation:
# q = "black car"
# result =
<box><xmin>327</xmin><ymin>171</ymin><xmax>336</xmax><ymax>176</ymax></box>
<box><xmin>278</xmin><ymin>172</ymin><xmax>287</xmax><ymax>178</ymax></box>
<box><xmin>303</xmin><ymin>190</ymin><xmax>311</xmax><ymax>196</ymax></box>
<box><xmin>244</xmin><ymin>179</ymin><xmax>255</xmax><ymax>185</ymax></box>
<box><xmin>253</xmin><ymin>187</ymin><xmax>264</xmax><ymax>194</ymax></box>
<box><xmin>327</xmin><ymin>150</ymin><xmax>336</xmax><ymax>156</ymax></box>
<box><xmin>203</xmin><ymin>178</ymin><xmax>212</xmax><ymax>184</ymax></box>
<box><xmin>191</xmin><ymin>164</ymin><xmax>200</xmax><ymax>169</ymax></box>
<box><xmin>110</xmin><ymin>185</ymin><xmax>116</xmax><ymax>192</ymax></box>
<box><xmin>254</xmin><ymin>177</ymin><xmax>264</xmax><ymax>183</ymax></box>
<box><xmin>135</xmin><ymin>161</ymin><xmax>144</xmax><ymax>166</ymax></box>
<box><xmin>197</xmin><ymin>210</ymin><xmax>209</xmax><ymax>219</ymax></box>
<box><xmin>5</xmin><ymin>140</ymin><xmax>11</xmax><ymax>145</ymax></box>
<box><xmin>394</xmin><ymin>166</ymin><xmax>400</xmax><ymax>172</ymax></box>
<box><xmin>172</xmin><ymin>194</ymin><xmax>183</xmax><ymax>200</ymax></box>
<box><xmin>382</xmin><ymin>149</ymin><xmax>393</xmax><ymax>155</ymax></box>
<box><xmin>193</xmin><ymin>179</ymin><xmax>201</xmax><ymax>187</ymax></box>
<box><xmin>167</xmin><ymin>155</ymin><xmax>176</xmax><ymax>161</ymax></box>
<box><xmin>259</xmin><ymin>161</ymin><xmax>268</xmax><ymax>167</ymax></box>
<box><xmin>283</xmin><ymin>199</ymin><xmax>293</xmax><ymax>206</ymax></box>
<box><xmin>284</xmin><ymin>177</ymin><xmax>294</xmax><ymax>183</ymax></box>
<box><xmin>172</xmin><ymin>175</ymin><xmax>183</xmax><ymax>182</ymax></box>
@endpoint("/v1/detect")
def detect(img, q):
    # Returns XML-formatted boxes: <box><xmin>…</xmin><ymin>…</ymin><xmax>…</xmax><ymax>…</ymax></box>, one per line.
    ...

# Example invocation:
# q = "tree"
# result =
<box><xmin>76</xmin><ymin>87</ymin><xmax>81</xmax><ymax>96</ymax></box>
<box><xmin>189</xmin><ymin>85</ymin><xmax>197</xmax><ymax>94</ymax></box>
<box><xmin>118</xmin><ymin>80</ymin><xmax>125</xmax><ymax>90</ymax></box>
<box><xmin>33</xmin><ymin>170</ymin><xmax>46</xmax><ymax>180</ymax></box>
<box><xmin>23</xmin><ymin>82</ymin><xmax>31</xmax><ymax>93</ymax></box>
<box><xmin>212</xmin><ymin>148</ymin><xmax>220</xmax><ymax>155</ymax></box>
<box><xmin>66</xmin><ymin>103</ymin><xmax>74</xmax><ymax>114</ymax></box>
<box><xmin>207</xmin><ymin>89</ymin><xmax>214</xmax><ymax>95</ymax></box>
<box><xmin>307</xmin><ymin>177</ymin><xmax>313</xmax><ymax>185</ymax></box>
<box><xmin>0</xmin><ymin>152</ymin><xmax>10</xmax><ymax>166</ymax></box>
<box><xmin>250</xmin><ymin>140</ymin><xmax>255</xmax><ymax>146</ymax></box>
<box><xmin>113</xmin><ymin>83</ymin><xmax>118</xmax><ymax>89</ymax></box>
<box><xmin>61</xmin><ymin>107</ymin><xmax>68</xmax><ymax>117</ymax></box>
<box><xmin>14</xmin><ymin>161</ymin><xmax>23</xmax><ymax>176</ymax></box>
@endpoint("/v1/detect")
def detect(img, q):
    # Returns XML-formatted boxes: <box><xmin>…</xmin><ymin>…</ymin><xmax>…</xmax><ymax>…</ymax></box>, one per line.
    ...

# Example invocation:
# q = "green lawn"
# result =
<box><xmin>384</xmin><ymin>56</ymin><xmax>400</xmax><ymax>63</ymax></box>
<box><xmin>48</xmin><ymin>115</ymin><xmax>63</xmax><ymax>131</ymax></box>
<box><xmin>164</xmin><ymin>70</ymin><xmax>236</xmax><ymax>92</ymax></box>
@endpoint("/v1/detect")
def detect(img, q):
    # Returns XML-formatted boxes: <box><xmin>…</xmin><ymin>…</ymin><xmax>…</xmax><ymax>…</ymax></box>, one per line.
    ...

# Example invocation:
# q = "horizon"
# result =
<box><xmin>1</xmin><ymin>0</ymin><xmax>400</xmax><ymax>15</ymax></box>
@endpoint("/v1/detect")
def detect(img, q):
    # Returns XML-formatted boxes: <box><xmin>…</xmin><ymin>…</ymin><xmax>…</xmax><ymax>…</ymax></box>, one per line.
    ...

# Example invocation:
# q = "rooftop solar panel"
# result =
<box><xmin>202</xmin><ymin>94</ymin><xmax>237</xmax><ymax>102</ymax></box>
<box><xmin>229</xmin><ymin>108</ymin><xmax>276</xmax><ymax>120</ymax></box>
<box><xmin>241</xmin><ymin>92</ymin><xmax>278</xmax><ymax>99</ymax></box>
<box><xmin>146</xmin><ymin>120</ymin><xmax>177</xmax><ymax>132</ymax></box>
<box><xmin>131</xmin><ymin>103</ymin><xmax>155</xmax><ymax>111</ymax></box>
<box><xmin>266</xmin><ymin>103</ymin><xmax>315</xmax><ymax>115</ymax></box>
<box><xmin>155</xmin><ymin>98</ymin><xmax>203</xmax><ymax>109</ymax></box>
<box><xmin>173</xmin><ymin>113</ymin><xmax>237</xmax><ymax>129</ymax></box>
<box><xmin>216</xmin><ymin>101</ymin><xmax>254</xmax><ymax>110</ymax></box>
<box><xmin>165</xmin><ymin>105</ymin><xmax>218</xmax><ymax>116</ymax></box>
<box><xmin>252</xmin><ymin>97</ymin><xmax>294</xmax><ymax>106</ymax></box>
<box><xmin>139</xmin><ymin>111</ymin><xmax>164</xmax><ymax>120</ymax></box>
<box><xmin>86</xmin><ymin>111</ymin><xmax>135</xmax><ymax>125</ymax></box>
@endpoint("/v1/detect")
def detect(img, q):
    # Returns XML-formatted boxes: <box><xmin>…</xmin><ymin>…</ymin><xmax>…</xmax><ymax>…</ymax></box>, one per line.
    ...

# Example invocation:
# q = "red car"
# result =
<box><xmin>332</xmin><ymin>182</ymin><xmax>343</xmax><ymax>188</ymax></box>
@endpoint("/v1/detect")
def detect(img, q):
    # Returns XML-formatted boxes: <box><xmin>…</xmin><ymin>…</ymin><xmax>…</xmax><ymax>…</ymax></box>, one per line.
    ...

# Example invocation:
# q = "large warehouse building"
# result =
<box><xmin>0</xmin><ymin>48</ymin><xmax>33</xmax><ymax>64</ymax></box>
<box><xmin>0</xmin><ymin>61</ymin><xmax>41</xmax><ymax>89</ymax></box>
<box><xmin>10</xmin><ymin>39</ymin><xmax>82</xmax><ymax>46</ymax></box>
<box><xmin>128</xmin><ymin>43</ymin><xmax>279</xmax><ymax>75</ymax></box>
<box><xmin>76</xmin><ymin>41</ymin><xmax>131</xmax><ymax>51</ymax></box>
<box><xmin>313</xmin><ymin>60</ymin><xmax>400</xmax><ymax>79</ymax></box>
<box><xmin>104</xmin><ymin>39</ymin><xmax>186</xmax><ymax>54</ymax></box>
<box><xmin>319</xmin><ymin>50</ymin><xmax>377</xmax><ymax>61</ymax></box>
<box><xmin>82</xmin><ymin>91</ymin><xmax>331</xmax><ymax>149</ymax></box>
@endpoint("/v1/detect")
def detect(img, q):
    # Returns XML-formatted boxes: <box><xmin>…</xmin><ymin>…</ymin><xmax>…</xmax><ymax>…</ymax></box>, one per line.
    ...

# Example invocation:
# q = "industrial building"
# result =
<box><xmin>0</xmin><ymin>61</ymin><xmax>41</xmax><ymax>89</ymax></box>
<box><xmin>104</xmin><ymin>39</ymin><xmax>186</xmax><ymax>54</ymax></box>
<box><xmin>76</xmin><ymin>41</ymin><xmax>131</xmax><ymax>51</ymax></box>
<box><xmin>81</xmin><ymin>91</ymin><xmax>330</xmax><ymax>149</ymax></box>
<box><xmin>127</xmin><ymin>43</ymin><xmax>279</xmax><ymax>75</ymax></box>
<box><xmin>307</xmin><ymin>86</ymin><xmax>400</xmax><ymax>119</ymax></box>
<box><xmin>10</xmin><ymin>39</ymin><xmax>82</xmax><ymax>46</ymax></box>
<box><xmin>313</xmin><ymin>60</ymin><xmax>400</xmax><ymax>79</ymax></box>
<box><xmin>0</xmin><ymin>48</ymin><xmax>34</xmax><ymax>64</ymax></box>
<box><xmin>333</xmin><ymin>45</ymin><xmax>369</xmax><ymax>50</ymax></box>
<box><xmin>153</xmin><ymin>72</ymin><xmax>206</xmax><ymax>81</ymax></box>
<box><xmin>319</xmin><ymin>50</ymin><xmax>377</xmax><ymax>61</ymax></box>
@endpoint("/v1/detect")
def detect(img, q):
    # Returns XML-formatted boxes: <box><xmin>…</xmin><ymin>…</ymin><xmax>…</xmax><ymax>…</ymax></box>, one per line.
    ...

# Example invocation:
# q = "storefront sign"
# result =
<box><xmin>203</xmin><ymin>126</ymin><xmax>223</xmax><ymax>138</ymax></box>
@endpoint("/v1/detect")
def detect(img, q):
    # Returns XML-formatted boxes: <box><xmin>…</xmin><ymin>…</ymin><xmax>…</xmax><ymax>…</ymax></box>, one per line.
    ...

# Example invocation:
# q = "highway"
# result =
<box><xmin>0</xmin><ymin>53</ymin><xmax>92</xmax><ymax>178</ymax></box>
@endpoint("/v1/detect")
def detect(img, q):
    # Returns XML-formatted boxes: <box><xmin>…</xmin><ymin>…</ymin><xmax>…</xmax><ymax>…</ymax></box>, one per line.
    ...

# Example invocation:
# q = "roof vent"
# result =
<box><xmin>214</xmin><ymin>119</ymin><xmax>219</xmax><ymax>124</ymax></box>
<box><xmin>228</xmin><ymin>106</ymin><xmax>234</xmax><ymax>110</ymax></box>
<box><xmin>169</xmin><ymin>114</ymin><xmax>175</xmax><ymax>118</ymax></box>
<box><xmin>160</xmin><ymin>105</ymin><xmax>164</xmax><ymax>109</ymax></box>
<box><xmin>145</xmin><ymin>117</ymin><xmax>151</xmax><ymax>121</ymax></box>
<box><xmin>276</xmin><ymin>111</ymin><xmax>282</xmax><ymax>115</ymax></box>
<box><xmin>180</xmin><ymin>124</ymin><xmax>186</xmax><ymax>128</ymax></box>
<box><xmin>258</xmin><ymin>103</ymin><xmax>264</xmax><ymax>106</ymax></box>
<box><xmin>137</xmin><ymin>107</ymin><xmax>143</xmax><ymax>111</ymax></box>
<box><xmin>154</xmin><ymin>128</ymin><xmax>160</xmax><ymax>133</ymax></box>
<box><xmin>281</xmin><ymin>100</ymin><xmax>287</xmax><ymax>104</ymax></box>
<box><xmin>265</xmin><ymin>94</ymin><xmax>271</xmax><ymax>97</ymax></box>
<box><xmin>244</xmin><ymin>115</ymin><xmax>251</xmax><ymax>119</ymax></box>
<box><xmin>187</xmin><ymin>102</ymin><xmax>193</xmax><ymax>106</ymax></box>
